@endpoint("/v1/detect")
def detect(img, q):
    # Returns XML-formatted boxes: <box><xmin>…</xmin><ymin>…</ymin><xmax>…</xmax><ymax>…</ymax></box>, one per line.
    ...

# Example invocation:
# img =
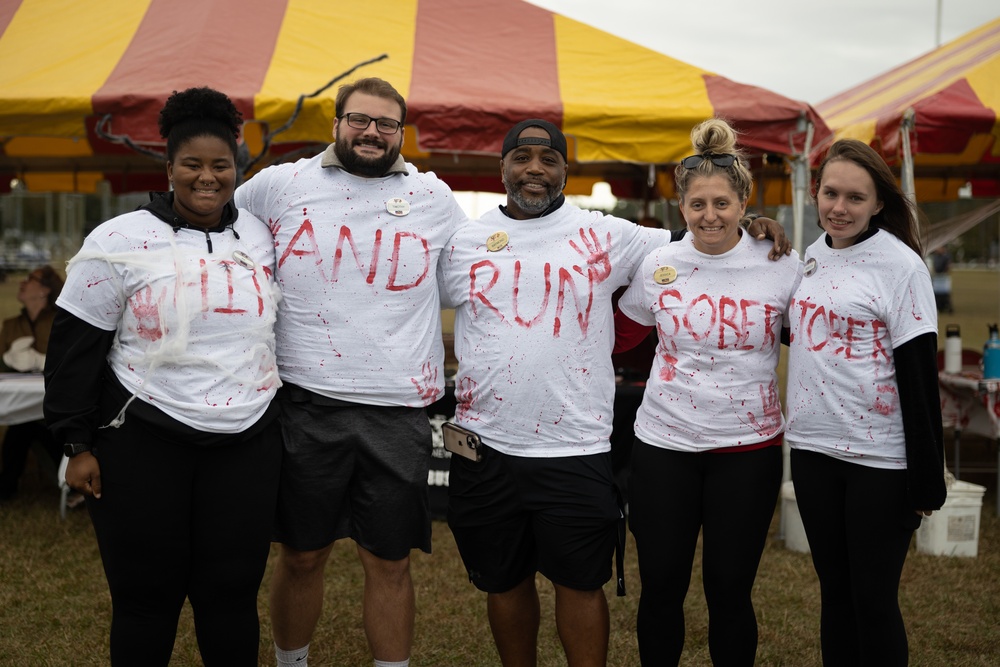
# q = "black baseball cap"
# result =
<box><xmin>501</xmin><ymin>119</ymin><xmax>567</xmax><ymax>161</ymax></box>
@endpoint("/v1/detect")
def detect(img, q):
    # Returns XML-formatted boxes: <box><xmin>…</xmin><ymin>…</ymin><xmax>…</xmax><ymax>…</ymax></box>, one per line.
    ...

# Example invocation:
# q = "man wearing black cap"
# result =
<box><xmin>498</xmin><ymin>118</ymin><xmax>571</xmax><ymax>218</ymax></box>
<box><xmin>438</xmin><ymin>119</ymin><xmax>786</xmax><ymax>665</ymax></box>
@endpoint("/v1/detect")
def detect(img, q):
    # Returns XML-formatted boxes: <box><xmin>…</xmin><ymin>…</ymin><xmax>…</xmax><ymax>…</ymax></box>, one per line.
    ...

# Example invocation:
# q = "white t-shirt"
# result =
<box><xmin>439</xmin><ymin>203</ymin><xmax>670</xmax><ymax>457</ymax></box>
<box><xmin>785</xmin><ymin>231</ymin><xmax>937</xmax><ymax>468</ymax></box>
<box><xmin>57</xmin><ymin>208</ymin><xmax>280</xmax><ymax>433</ymax></box>
<box><xmin>618</xmin><ymin>232</ymin><xmax>802</xmax><ymax>451</ymax></box>
<box><xmin>235</xmin><ymin>150</ymin><xmax>467</xmax><ymax>407</ymax></box>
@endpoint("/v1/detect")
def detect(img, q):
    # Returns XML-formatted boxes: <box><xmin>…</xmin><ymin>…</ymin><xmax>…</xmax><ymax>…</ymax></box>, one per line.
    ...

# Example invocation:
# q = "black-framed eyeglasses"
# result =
<box><xmin>340</xmin><ymin>113</ymin><xmax>402</xmax><ymax>135</ymax></box>
<box><xmin>681</xmin><ymin>153</ymin><xmax>737</xmax><ymax>169</ymax></box>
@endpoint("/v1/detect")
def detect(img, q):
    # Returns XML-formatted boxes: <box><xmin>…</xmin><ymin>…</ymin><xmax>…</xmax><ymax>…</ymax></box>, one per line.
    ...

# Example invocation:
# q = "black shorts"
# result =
<box><xmin>447</xmin><ymin>445</ymin><xmax>619</xmax><ymax>593</ymax></box>
<box><xmin>274</xmin><ymin>385</ymin><xmax>432</xmax><ymax>559</ymax></box>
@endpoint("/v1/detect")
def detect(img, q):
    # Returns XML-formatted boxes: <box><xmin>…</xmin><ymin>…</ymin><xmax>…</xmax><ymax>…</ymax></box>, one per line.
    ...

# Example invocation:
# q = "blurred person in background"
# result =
<box><xmin>0</xmin><ymin>266</ymin><xmax>65</xmax><ymax>501</ymax></box>
<box><xmin>930</xmin><ymin>245</ymin><xmax>953</xmax><ymax>313</ymax></box>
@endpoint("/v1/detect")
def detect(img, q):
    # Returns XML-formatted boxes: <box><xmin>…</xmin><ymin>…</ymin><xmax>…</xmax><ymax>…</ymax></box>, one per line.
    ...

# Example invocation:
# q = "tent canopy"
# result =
<box><xmin>815</xmin><ymin>17</ymin><xmax>1000</xmax><ymax>202</ymax></box>
<box><xmin>0</xmin><ymin>0</ymin><xmax>828</xmax><ymax>202</ymax></box>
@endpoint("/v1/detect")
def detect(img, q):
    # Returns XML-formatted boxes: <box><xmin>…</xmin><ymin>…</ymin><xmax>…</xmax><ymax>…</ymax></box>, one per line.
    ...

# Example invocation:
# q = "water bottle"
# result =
<box><xmin>984</xmin><ymin>324</ymin><xmax>1000</xmax><ymax>379</ymax></box>
<box><xmin>944</xmin><ymin>324</ymin><xmax>962</xmax><ymax>374</ymax></box>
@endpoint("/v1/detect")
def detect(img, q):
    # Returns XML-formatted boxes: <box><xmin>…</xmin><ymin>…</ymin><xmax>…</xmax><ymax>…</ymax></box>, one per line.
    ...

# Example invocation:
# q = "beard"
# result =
<box><xmin>502</xmin><ymin>172</ymin><xmax>562</xmax><ymax>215</ymax></box>
<box><xmin>334</xmin><ymin>133</ymin><xmax>402</xmax><ymax>177</ymax></box>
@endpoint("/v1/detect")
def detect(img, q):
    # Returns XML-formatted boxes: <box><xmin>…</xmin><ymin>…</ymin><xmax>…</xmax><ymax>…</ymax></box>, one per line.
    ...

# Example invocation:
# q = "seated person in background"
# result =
<box><xmin>0</xmin><ymin>266</ymin><xmax>64</xmax><ymax>500</ymax></box>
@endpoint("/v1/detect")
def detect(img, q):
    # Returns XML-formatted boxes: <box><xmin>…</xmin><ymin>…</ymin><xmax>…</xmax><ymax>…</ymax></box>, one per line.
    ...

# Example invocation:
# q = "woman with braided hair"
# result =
<box><xmin>44</xmin><ymin>87</ymin><xmax>281</xmax><ymax>665</ymax></box>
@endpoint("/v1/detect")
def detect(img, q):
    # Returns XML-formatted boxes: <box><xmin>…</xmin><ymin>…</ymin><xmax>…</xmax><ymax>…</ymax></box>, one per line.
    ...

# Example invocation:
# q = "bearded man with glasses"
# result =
<box><xmin>236</xmin><ymin>77</ymin><xmax>467</xmax><ymax>667</ymax></box>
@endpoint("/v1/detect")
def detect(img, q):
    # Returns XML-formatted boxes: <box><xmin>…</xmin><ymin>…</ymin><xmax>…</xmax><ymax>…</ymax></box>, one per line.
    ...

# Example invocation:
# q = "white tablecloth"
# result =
<box><xmin>0</xmin><ymin>373</ymin><xmax>45</xmax><ymax>425</ymax></box>
<box><xmin>938</xmin><ymin>370</ymin><xmax>1000</xmax><ymax>513</ymax></box>
<box><xmin>939</xmin><ymin>371</ymin><xmax>1000</xmax><ymax>440</ymax></box>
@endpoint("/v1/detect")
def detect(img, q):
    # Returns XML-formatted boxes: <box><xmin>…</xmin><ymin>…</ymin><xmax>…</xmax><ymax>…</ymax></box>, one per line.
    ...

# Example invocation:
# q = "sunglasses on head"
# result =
<box><xmin>681</xmin><ymin>153</ymin><xmax>737</xmax><ymax>169</ymax></box>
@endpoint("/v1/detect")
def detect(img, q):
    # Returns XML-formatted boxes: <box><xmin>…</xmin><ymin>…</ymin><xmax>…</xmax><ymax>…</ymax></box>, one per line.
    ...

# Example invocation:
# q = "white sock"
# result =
<box><xmin>276</xmin><ymin>644</ymin><xmax>309</xmax><ymax>666</ymax></box>
<box><xmin>374</xmin><ymin>660</ymin><xmax>409</xmax><ymax>667</ymax></box>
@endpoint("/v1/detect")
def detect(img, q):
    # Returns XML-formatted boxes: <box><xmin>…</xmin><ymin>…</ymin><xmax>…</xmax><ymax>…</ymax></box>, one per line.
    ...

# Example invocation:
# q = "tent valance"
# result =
<box><xmin>815</xmin><ymin>17</ymin><xmax>1000</xmax><ymax>202</ymax></box>
<box><xmin>0</xmin><ymin>0</ymin><xmax>828</xmax><ymax>201</ymax></box>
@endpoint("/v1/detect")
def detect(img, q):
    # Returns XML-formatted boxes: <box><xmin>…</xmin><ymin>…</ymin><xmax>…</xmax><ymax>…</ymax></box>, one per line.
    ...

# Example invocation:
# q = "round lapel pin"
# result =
<box><xmin>386</xmin><ymin>197</ymin><xmax>410</xmax><ymax>216</ymax></box>
<box><xmin>232</xmin><ymin>250</ymin><xmax>255</xmax><ymax>270</ymax></box>
<box><xmin>486</xmin><ymin>231</ymin><xmax>509</xmax><ymax>252</ymax></box>
<box><xmin>653</xmin><ymin>266</ymin><xmax>677</xmax><ymax>285</ymax></box>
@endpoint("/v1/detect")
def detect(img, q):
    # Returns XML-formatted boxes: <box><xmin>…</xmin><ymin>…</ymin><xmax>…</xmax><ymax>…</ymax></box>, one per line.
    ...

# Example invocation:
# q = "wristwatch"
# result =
<box><xmin>63</xmin><ymin>442</ymin><xmax>92</xmax><ymax>458</ymax></box>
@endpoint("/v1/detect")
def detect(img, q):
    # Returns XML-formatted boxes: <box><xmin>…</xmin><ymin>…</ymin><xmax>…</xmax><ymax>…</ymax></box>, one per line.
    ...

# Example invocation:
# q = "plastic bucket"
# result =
<box><xmin>915</xmin><ymin>480</ymin><xmax>986</xmax><ymax>558</ymax></box>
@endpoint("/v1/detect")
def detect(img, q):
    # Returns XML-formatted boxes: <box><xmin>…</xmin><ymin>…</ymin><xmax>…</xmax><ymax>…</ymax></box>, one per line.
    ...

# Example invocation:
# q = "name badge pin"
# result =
<box><xmin>803</xmin><ymin>258</ymin><xmax>818</xmax><ymax>277</ymax></box>
<box><xmin>653</xmin><ymin>266</ymin><xmax>677</xmax><ymax>285</ymax></box>
<box><xmin>232</xmin><ymin>250</ymin><xmax>255</xmax><ymax>270</ymax></box>
<box><xmin>486</xmin><ymin>231</ymin><xmax>509</xmax><ymax>252</ymax></box>
<box><xmin>386</xmin><ymin>197</ymin><xmax>410</xmax><ymax>216</ymax></box>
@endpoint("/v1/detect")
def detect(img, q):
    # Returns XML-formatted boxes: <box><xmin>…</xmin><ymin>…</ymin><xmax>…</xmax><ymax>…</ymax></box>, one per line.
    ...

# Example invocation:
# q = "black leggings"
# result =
<box><xmin>629</xmin><ymin>440</ymin><xmax>782</xmax><ymax>666</ymax></box>
<box><xmin>86</xmin><ymin>416</ymin><xmax>281</xmax><ymax>666</ymax></box>
<box><xmin>791</xmin><ymin>449</ymin><xmax>921</xmax><ymax>667</ymax></box>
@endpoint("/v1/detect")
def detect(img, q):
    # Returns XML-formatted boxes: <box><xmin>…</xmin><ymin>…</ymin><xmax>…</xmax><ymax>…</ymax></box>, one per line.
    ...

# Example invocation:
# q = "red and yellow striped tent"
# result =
<box><xmin>0</xmin><ymin>0</ymin><xmax>828</xmax><ymax>202</ymax></box>
<box><xmin>815</xmin><ymin>17</ymin><xmax>1000</xmax><ymax>202</ymax></box>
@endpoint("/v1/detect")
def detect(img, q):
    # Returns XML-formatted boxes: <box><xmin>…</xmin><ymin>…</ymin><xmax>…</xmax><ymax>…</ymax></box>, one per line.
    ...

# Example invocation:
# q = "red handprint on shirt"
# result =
<box><xmin>455</xmin><ymin>376</ymin><xmax>479</xmax><ymax>422</ymax></box>
<box><xmin>873</xmin><ymin>384</ymin><xmax>899</xmax><ymax>417</ymax></box>
<box><xmin>746</xmin><ymin>380</ymin><xmax>782</xmax><ymax>436</ymax></box>
<box><xmin>570</xmin><ymin>227</ymin><xmax>613</xmax><ymax>285</ymax></box>
<box><xmin>656</xmin><ymin>323</ymin><xmax>679</xmax><ymax>382</ymax></box>
<box><xmin>411</xmin><ymin>361</ymin><xmax>441</xmax><ymax>403</ymax></box>
<box><xmin>130</xmin><ymin>285</ymin><xmax>167</xmax><ymax>342</ymax></box>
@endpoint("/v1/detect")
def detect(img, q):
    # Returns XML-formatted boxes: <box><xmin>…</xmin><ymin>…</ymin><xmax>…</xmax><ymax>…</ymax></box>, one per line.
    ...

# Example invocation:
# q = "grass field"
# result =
<box><xmin>0</xmin><ymin>268</ymin><xmax>998</xmax><ymax>666</ymax></box>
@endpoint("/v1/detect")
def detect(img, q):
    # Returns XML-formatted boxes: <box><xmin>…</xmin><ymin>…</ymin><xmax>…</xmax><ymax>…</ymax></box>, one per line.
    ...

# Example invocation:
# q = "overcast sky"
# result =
<box><xmin>527</xmin><ymin>0</ymin><xmax>999</xmax><ymax>105</ymax></box>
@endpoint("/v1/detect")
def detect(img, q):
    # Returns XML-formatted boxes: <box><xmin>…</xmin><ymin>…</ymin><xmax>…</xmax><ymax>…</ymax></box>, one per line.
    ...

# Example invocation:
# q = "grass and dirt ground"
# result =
<box><xmin>1</xmin><ymin>268</ymin><xmax>998</xmax><ymax>665</ymax></box>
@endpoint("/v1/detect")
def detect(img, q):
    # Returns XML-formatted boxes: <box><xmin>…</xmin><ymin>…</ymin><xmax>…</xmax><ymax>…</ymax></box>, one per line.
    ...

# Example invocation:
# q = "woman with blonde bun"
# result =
<box><xmin>615</xmin><ymin>118</ymin><xmax>801</xmax><ymax>666</ymax></box>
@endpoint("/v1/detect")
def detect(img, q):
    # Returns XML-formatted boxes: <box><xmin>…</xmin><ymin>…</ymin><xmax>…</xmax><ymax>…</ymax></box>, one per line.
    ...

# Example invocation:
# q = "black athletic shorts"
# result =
<box><xmin>447</xmin><ymin>444</ymin><xmax>619</xmax><ymax>593</ymax></box>
<box><xmin>274</xmin><ymin>384</ymin><xmax>433</xmax><ymax>559</ymax></box>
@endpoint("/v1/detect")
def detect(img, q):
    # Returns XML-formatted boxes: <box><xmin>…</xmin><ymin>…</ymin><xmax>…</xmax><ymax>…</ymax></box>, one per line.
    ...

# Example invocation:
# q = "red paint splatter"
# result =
<box><xmin>791</xmin><ymin>297</ymin><xmax>888</xmax><ymax>362</ymax></box>
<box><xmin>655</xmin><ymin>323</ymin><xmax>679</xmax><ymax>381</ymax></box>
<box><xmin>873</xmin><ymin>384</ymin><xmax>898</xmax><ymax>416</ymax></box>
<box><xmin>512</xmin><ymin>260</ymin><xmax>551</xmax><ymax>328</ymax></box>
<box><xmin>456</xmin><ymin>376</ymin><xmax>479</xmax><ymax>422</ymax></box>
<box><xmin>386</xmin><ymin>231</ymin><xmax>430</xmax><ymax>291</ymax></box>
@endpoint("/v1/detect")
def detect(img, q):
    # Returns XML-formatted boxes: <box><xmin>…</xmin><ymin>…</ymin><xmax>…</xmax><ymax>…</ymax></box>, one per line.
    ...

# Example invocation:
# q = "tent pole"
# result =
<box><xmin>901</xmin><ymin>108</ymin><xmax>917</xmax><ymax>204</ymax></box>
<box><xmin>784</xmin><ymin>117</ymin><xmax>814</xmax><ymax>491</ymax></box>
<box><xmin>790</xmin><ymin>115</ymin><xmax>815</xmax><ymax>256</ymax></box>
<box><xmin>645</xmin><ymin>164</ymin><xmax>656</xmax><ymax>219</ymax></box>
<box><xmin>780</xmin><ymin>117</ymin><xmax>816</xmax><ymax>545</ymax></box>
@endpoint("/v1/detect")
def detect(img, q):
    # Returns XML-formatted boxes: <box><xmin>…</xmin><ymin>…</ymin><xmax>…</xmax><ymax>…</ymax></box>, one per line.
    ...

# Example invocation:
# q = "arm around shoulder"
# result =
<box><xmin>746</xmin><ymin>215</ymin><xmax>792</xmax><ymax>259</ymax></box>
<box><xmin>613</xmin><ymin>308</ymin><xmax>654</xmax><ymax>354</ymax></box>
